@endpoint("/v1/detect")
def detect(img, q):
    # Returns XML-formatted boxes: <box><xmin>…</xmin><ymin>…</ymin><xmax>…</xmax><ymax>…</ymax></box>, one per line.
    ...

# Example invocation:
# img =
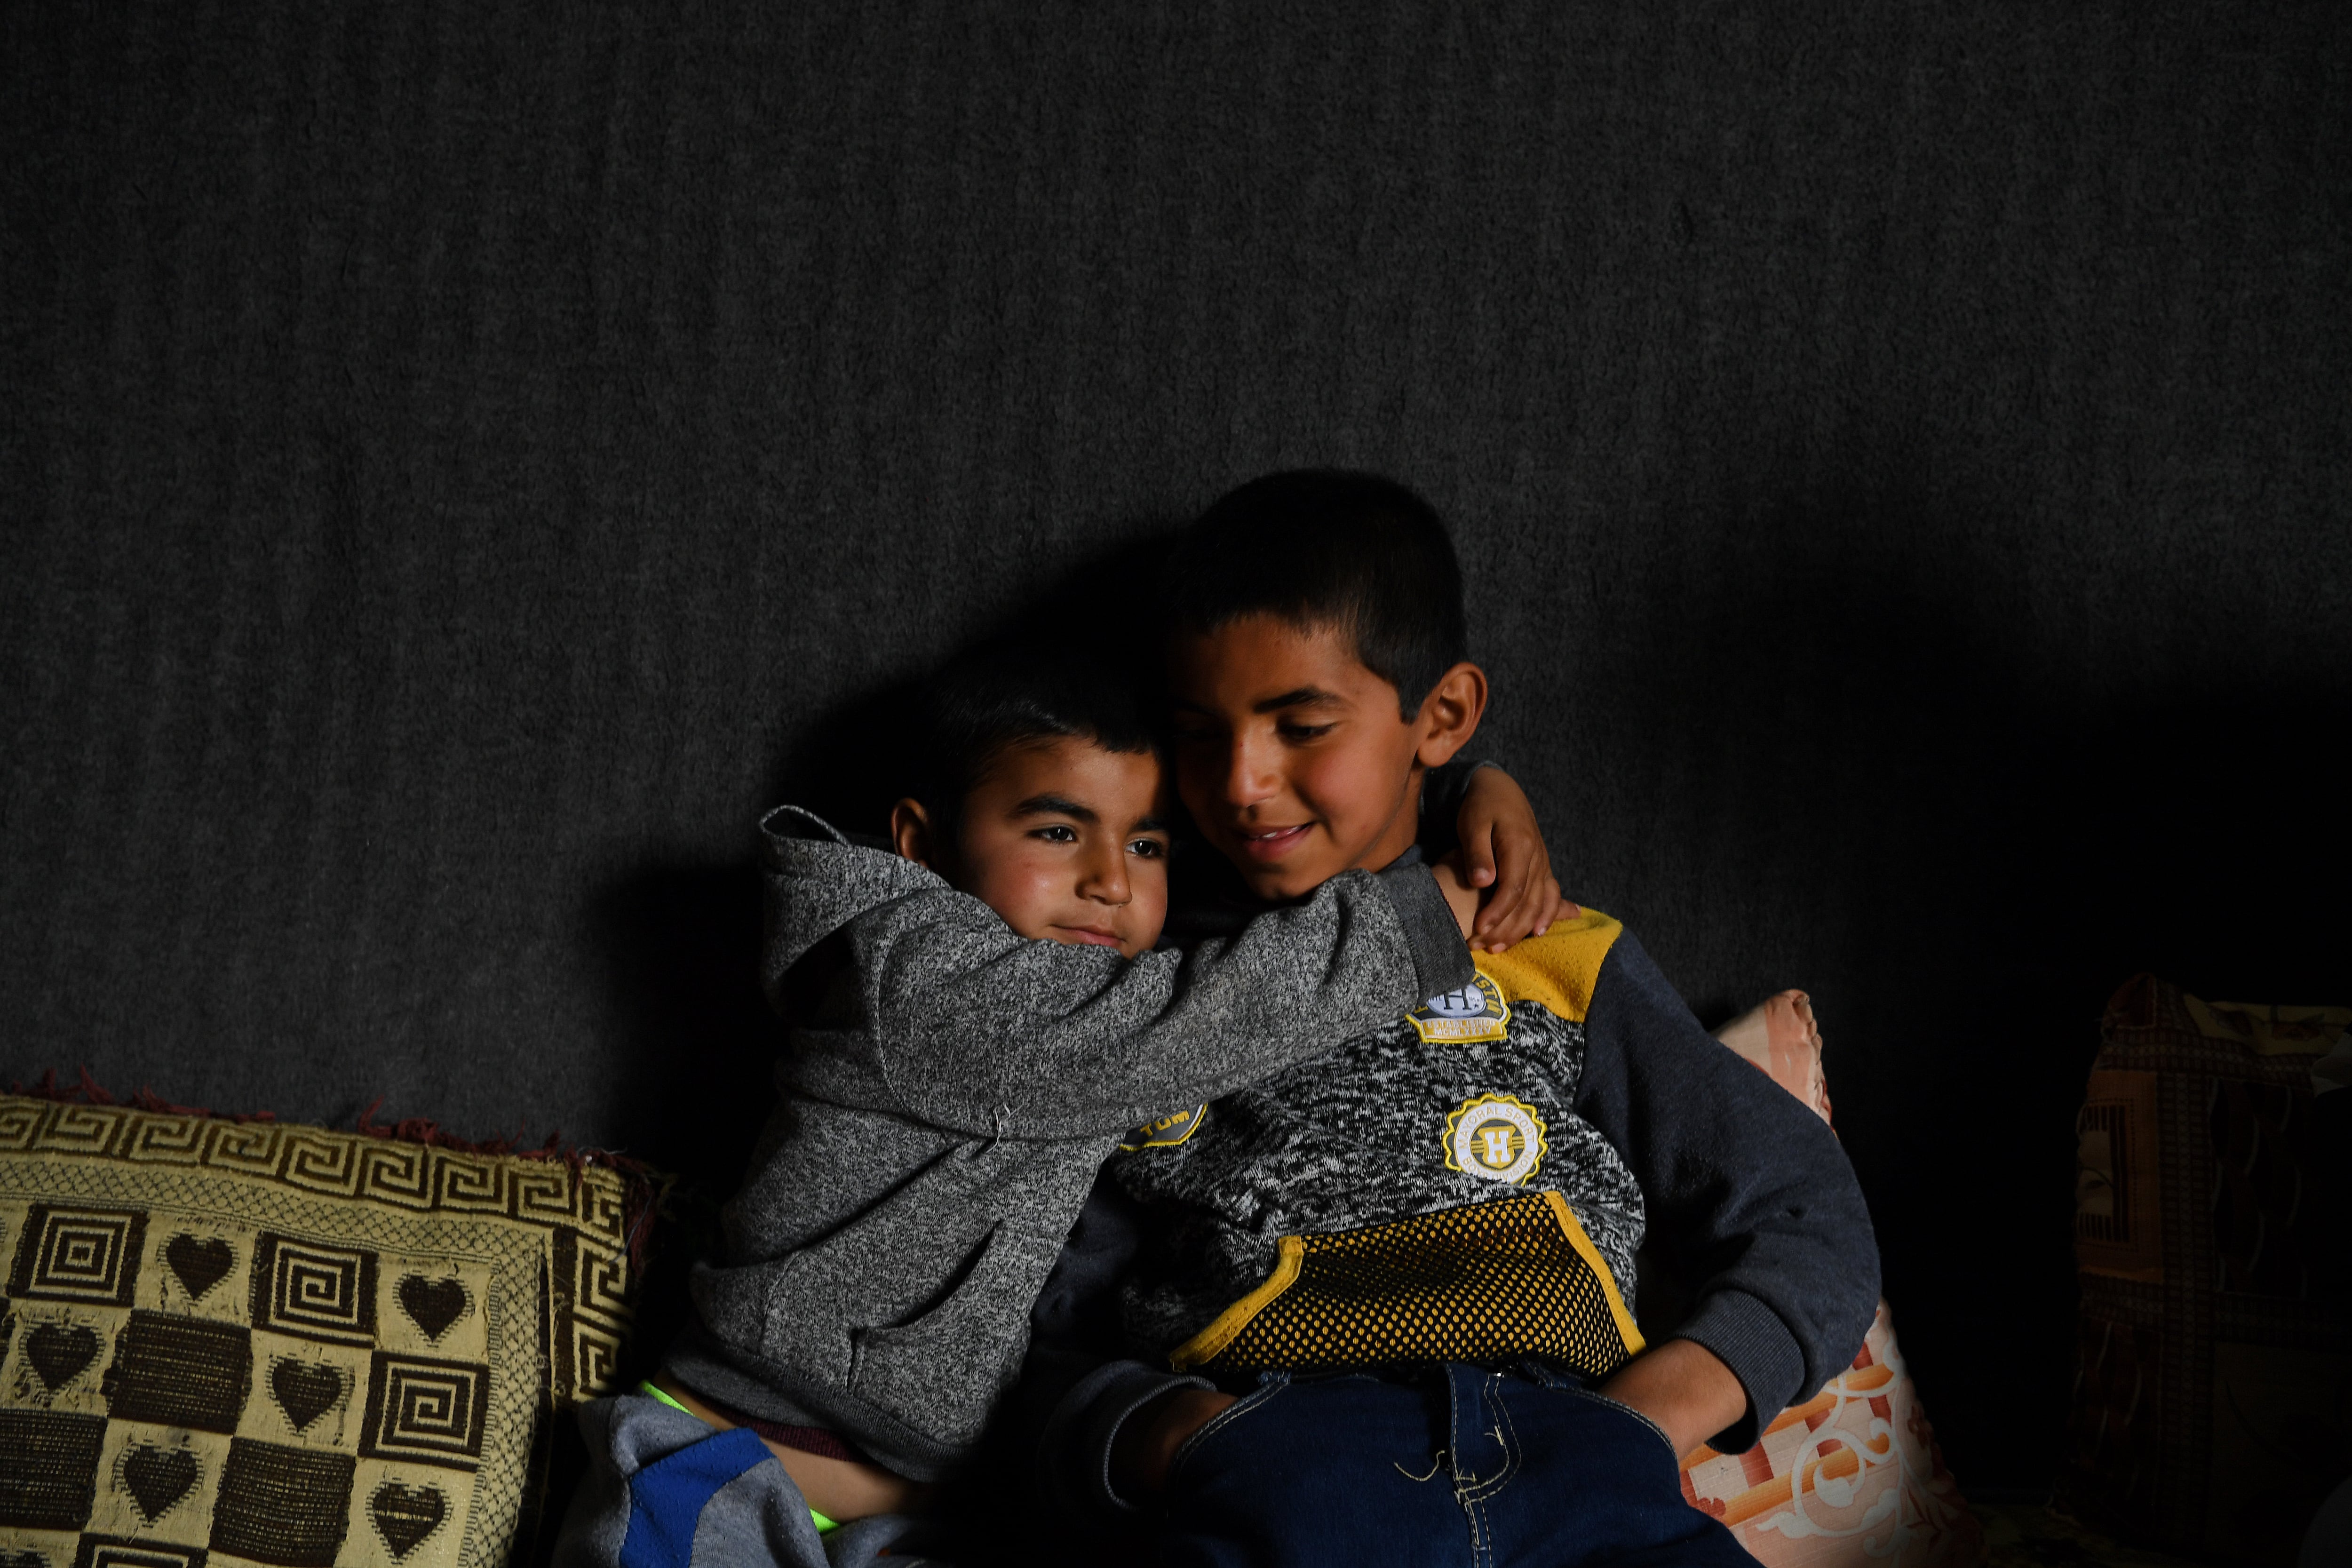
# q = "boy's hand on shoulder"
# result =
<box><xmin>1452</xmin><ymin>768</ymin><xmax>1579</xmax><ymax>952</ymax></box>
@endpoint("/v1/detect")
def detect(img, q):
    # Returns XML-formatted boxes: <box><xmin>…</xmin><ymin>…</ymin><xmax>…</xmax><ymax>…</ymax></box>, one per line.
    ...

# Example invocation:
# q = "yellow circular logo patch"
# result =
<box><xmin>1443</xmin><ymin>1093</ymin><xmax>1548</xmax><ymax>1185</ymax></box>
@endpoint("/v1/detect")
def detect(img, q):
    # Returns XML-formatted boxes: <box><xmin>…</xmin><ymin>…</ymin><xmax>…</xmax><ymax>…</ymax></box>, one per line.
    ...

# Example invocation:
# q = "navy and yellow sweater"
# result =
<box><xmin>1113</xmin><ymin>912</ymin><xmax>1653</xmax><ymax>1378</ymax></box>
<box><xmin>1026</xmin><ymin>903</ymin><xmax>1880</xmax><ymax>1517</ymax></box>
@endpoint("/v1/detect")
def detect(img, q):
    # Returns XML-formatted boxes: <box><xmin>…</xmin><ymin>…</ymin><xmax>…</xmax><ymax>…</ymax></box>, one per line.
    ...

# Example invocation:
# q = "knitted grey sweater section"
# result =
<box><xmin>1113</xmin><ymin>1003</ymin><xmax>1644</xmax><ymax>1357</ymax></box>
<box><xmin>670</xmin><ymin>805</ymin><xmax>1471</xmax><ymax>1480</ymax></box>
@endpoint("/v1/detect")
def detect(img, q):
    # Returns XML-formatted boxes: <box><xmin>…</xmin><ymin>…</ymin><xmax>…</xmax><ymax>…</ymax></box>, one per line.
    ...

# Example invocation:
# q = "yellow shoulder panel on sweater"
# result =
<box><xmin>1472</xmin><ymin>909</ymin><xmax>1621</xmax><ymax>1023</ymax></box>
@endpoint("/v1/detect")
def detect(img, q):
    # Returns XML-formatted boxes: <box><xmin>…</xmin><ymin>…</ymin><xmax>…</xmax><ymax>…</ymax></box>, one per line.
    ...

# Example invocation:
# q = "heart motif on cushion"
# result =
<box><xmin>371</xmin><ymin>1480</ymin><xmax>447</xmax><ymax>1558</ymax></box>
<box><xmin>122</xmin><ymin>1442</ymin><xmax>199</xmax><ymax>1521</ymax></box>
<box><xmin>25</xmin><ymin>1322</ymin><xmax>99</xmax><ymax>1390</ymax></box>
<box><xmin>397</xmin><ymin>1275</ymin><xmax>469</xmax><ymax>1341</ymax></box>
<box><xmin>164</xmin><ymin>1234</ymin><xmax>235</xmax><ymax>1301</ymax></box>
<box><xmin>270</xmin><ymin>1357</ymin><xmax>345</xmax><ymax>1432</ymax></box>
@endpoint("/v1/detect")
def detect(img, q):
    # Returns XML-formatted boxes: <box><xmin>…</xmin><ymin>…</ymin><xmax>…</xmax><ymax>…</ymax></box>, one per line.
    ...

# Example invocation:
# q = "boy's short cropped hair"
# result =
<box><xmin>914</xmin><ymin>645</ymin><xmax>1160</xmax><ymax>835</ymax></box>
<box><xmin>1166</xmin><ymin>470</ymin><xmax>1468</xmax><ymax>716</ymax></box>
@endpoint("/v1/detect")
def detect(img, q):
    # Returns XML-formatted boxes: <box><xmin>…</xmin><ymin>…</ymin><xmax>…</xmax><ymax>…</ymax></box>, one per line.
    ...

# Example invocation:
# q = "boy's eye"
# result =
<box><xmin>1278</xmin><ymin>721</ymin><xmax>1337</xmax><ymax>741</ymax></box>
<box><xmin>1128</xmin><ymin>838</ymin><xmax>1167</xmax><ymax>859</ymax></box>
<box><xmin>1032</xmin><ymin>824</ymin><xmax>1079</xmax><ymax>843</ymax></box>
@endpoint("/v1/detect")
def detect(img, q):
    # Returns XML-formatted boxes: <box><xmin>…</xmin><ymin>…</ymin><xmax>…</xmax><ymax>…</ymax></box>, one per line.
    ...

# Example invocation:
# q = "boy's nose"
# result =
<box><xmin>1080</xmin><ymin>844</ymin><xmax>1131</xmax><ymax>904</ymax></box>
<box><xmin>1221</xmin><ymin>735</ymin><xmax>1279</xmax><ymax>808</ymax></box>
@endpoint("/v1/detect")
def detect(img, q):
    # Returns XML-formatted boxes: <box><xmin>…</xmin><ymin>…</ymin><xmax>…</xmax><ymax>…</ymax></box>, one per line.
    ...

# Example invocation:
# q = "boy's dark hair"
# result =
<box><xmin>1166</xmin><ymin>470</ymin><xmax>1468</xmax><ymax>717</ymax></box>
<box><xmin>913</xmin><ymin>645</ymin><xmax>1160</xmax><ymax>837</ymax></box>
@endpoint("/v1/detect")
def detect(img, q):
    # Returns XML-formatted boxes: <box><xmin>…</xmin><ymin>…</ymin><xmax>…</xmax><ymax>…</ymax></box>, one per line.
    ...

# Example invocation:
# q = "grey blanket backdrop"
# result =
<box><xmin>5</xmin><ymin>0</ymin><xmax>2347</xmax><ymax>1496</ymax></box>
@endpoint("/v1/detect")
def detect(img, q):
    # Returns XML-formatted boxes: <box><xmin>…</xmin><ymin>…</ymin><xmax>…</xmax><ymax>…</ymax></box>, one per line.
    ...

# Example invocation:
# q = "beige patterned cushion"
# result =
<box><xmin>0</xmin><ymin>1095</ymin><xmax>649</xmax><ymax>1568</ymax></box>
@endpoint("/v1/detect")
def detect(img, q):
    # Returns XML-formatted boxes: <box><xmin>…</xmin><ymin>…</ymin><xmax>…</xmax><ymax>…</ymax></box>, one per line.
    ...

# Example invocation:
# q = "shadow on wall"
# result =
<box><xmin>583</xmin><ymin>861</ymin><xmax>776</xmax><ymax>1190</ymax></box>
<box><xmin>581</xmin><ymin>525</ymin><xmax>1186</xmax><ymax>1197</ymax></box>
<box><xmin>767</xmin><ymin>523</ymin><xmax>1185</xmax><ymax>844</ymax></box>
<box><xmin>1582</xmin><ymin>493</ymin><xmax>2352</xmax><ymax>1487</ymax></box>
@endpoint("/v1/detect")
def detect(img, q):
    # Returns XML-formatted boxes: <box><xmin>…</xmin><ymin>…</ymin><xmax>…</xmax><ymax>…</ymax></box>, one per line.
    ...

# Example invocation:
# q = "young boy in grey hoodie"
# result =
<box><xmin>556</xmin><ymin>647</ymin><xmax>1563</xmax><ymax>1568</ymax></box>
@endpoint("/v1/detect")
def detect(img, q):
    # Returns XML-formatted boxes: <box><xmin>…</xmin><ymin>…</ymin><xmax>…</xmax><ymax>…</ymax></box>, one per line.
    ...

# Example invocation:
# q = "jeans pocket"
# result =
<box><xmin>1564</xmin><ymin>1386</ymin><xmax>1681</xmax><ymax>1464</ymax></box>
<box><xmin>1166</xmin><ymin>1373</ymin><xmax>1290</xmax><ymax>1490</ymax></box>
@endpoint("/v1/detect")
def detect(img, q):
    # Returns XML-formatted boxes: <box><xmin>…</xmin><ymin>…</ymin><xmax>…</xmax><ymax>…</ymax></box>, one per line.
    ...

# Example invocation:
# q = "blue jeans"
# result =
<box><xmin>1156</xmin><ymin>1363</ymin><xmax>1752</xmax><ymax>1568</ymax></box>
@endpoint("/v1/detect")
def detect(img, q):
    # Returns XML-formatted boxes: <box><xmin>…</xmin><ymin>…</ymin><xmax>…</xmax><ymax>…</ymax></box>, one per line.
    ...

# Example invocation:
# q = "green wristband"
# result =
<box><xmin>639</xmin><ymin>1380</ymin><xmax>692</xmax><ymax>1416</ymax></box>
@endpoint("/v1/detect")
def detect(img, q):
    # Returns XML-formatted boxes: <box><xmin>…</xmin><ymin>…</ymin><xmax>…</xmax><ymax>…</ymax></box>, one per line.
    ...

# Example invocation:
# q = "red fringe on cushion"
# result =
<box><xmin>9</xmin><ymin>1067</ymin><xmax>667</xmax><ymax>1272</ymax></box>
<box><xmin>10</xmin><ymin>1066</ymin><xmax>280</xmax><ymax>1123</ymax></box>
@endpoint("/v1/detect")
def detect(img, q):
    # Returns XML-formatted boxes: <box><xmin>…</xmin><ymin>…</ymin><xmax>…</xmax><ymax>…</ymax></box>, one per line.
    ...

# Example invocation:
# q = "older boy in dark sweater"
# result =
<box><xmin>1025</xmin><ymin>473</ymin><xmax>1881</xmax><ymax>1567</ymax></box>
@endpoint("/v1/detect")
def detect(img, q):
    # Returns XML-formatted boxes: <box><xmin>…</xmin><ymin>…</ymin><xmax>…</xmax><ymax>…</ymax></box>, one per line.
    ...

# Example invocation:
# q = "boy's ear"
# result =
<box><xmin>1412</xmin><ymin>661</ymin><xmax>1489</xmax><ymax>769</ymax></box>
<box><xmin>890</xmin><ymin>798</ymin><xmax>940</xmax><ymax>868</ymax></box>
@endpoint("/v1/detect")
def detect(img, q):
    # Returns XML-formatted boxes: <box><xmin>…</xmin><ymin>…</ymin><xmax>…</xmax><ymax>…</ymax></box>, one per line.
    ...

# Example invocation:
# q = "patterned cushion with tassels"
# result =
<box><xmin>0</xmin><ymin>1091</ymin><xmax>661</xmax><ymax>1568</ymax></box>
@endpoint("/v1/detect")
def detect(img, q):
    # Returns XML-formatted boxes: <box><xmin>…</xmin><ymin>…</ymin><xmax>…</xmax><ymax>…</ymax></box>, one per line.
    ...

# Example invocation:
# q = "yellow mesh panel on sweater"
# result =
<box><xmin>1170</xmin><ymin>1190</ymin><xmax>1644</xmax><ymax>1377</ymax></box>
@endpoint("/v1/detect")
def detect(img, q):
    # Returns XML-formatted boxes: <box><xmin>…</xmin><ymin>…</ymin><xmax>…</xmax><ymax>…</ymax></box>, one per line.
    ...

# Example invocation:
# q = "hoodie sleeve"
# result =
<box><xmin>795</xmin><ymin>860</ymin><xmax>1471</xmax><ymax>1142</ymax></box>
<box><xmin>1574</xmin><ymin>931</ymin><xmax>1882</xmax><ymax>1452</ymax></box>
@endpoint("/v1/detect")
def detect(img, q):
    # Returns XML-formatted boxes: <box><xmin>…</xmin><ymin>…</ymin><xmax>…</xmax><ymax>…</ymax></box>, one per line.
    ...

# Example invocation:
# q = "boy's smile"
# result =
<box><xmin>1168</xmin><ymin>614</ymin><xmax>1485</xmax><ymax>900</ymax></box>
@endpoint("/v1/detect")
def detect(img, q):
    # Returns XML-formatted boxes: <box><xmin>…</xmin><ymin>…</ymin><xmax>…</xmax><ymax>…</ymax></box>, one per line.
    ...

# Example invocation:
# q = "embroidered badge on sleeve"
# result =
<box><xmin>1406</xmin><ymin>972</ymin><xmax>1511</xmax><ymax>1043</ymax></box>
<box><xmin>1444</xmin><ymin>1093</ymin><xmax>1548</xmax><ymax>1185</ymax></box>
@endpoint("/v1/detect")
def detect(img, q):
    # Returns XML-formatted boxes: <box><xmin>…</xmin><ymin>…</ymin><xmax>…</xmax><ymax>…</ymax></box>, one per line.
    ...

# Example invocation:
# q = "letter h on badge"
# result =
<box><xmin>1443</xmin><ymin>1094</ymin><xmax>1548</xmax><ymax>1186</ymax></box>
<box><xmin>1406</xmin><ymin>973</ymin><xmax>1511</xmax><ymax>1044</ymax></box>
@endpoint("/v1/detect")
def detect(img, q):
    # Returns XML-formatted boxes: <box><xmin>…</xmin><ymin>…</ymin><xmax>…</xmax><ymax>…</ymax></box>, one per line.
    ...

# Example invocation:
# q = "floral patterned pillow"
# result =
<box><xmin>1682</xmin><ymin>992</ymin><xmax>1985</xmax><ymax>1568</ymax></box>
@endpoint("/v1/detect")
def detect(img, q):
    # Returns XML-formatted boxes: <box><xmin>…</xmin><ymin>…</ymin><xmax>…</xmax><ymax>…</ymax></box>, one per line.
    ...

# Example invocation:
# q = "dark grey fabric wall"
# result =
<box><xmin>6</xmin><ymin>0</ymin><xmax>2346</xmax><ymax>1492</ymax></box>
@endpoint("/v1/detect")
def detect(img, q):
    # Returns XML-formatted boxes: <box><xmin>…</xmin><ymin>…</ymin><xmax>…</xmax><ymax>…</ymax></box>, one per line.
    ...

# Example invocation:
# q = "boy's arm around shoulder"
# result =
<box><xmin>808</xmin><ymin>860</ymin><xmax>1472</xmax><ymax>1143</ymax></box>
<box><xmin>1576</xmin><ymin>929</ymin><xmax>1882</xmax><ymax>1453</ymax></box>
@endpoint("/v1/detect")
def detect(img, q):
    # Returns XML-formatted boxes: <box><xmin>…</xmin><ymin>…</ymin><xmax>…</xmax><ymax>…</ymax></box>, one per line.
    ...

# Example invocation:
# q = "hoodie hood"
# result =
<box><xmin>758</xmin><ymin>804</ymin><xmax>944</xmax><ymax>1006</ymax></box>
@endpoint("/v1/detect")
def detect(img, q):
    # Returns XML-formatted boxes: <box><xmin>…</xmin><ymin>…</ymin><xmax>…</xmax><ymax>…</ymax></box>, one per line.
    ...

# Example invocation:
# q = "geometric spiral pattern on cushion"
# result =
<box><xmin>0</xmin><ymin>1097</ymin><xmax>650</xmax><ymax>1568</ymax></box>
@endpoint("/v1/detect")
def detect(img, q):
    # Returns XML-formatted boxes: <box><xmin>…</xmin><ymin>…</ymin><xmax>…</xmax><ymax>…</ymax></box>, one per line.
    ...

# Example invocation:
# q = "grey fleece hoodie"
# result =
<box><xmin>667</xmin><ymin>805</ymin><xmax>1472</xmax><ymax>1480</ymax></box>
